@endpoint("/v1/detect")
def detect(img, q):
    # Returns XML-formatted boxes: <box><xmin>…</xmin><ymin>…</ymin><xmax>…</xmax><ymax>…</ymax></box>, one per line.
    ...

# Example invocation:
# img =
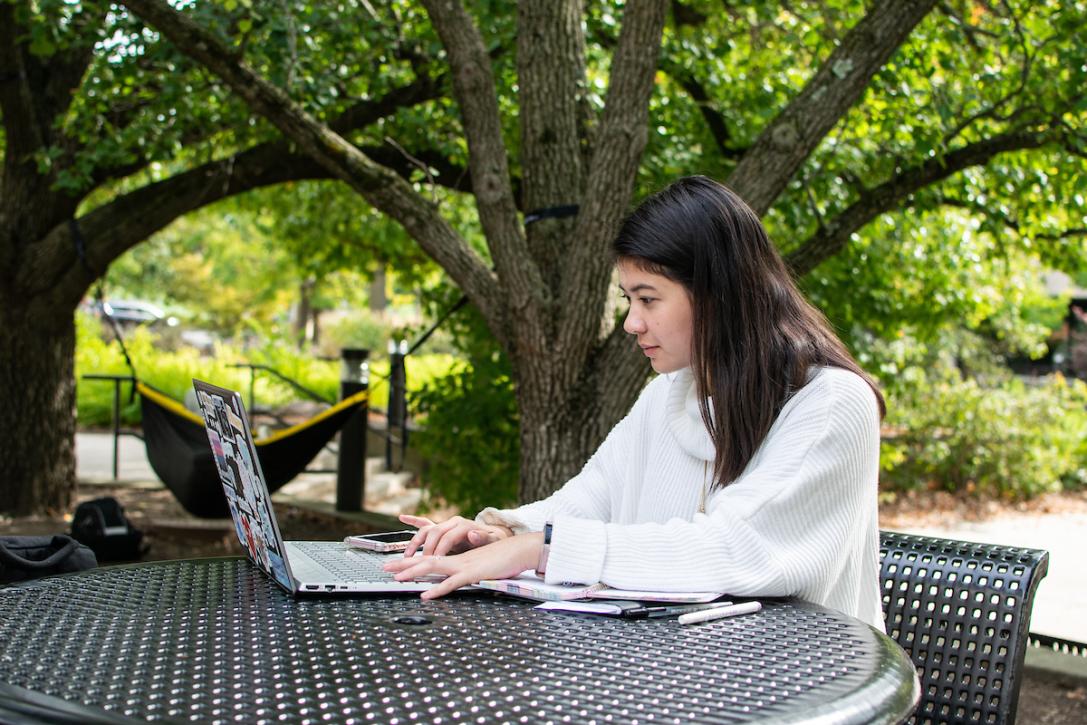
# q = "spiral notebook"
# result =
<box><xmin>475</xmin><ymin>571</ymin><xmax>723</xmax><ymax>603</ymax></box>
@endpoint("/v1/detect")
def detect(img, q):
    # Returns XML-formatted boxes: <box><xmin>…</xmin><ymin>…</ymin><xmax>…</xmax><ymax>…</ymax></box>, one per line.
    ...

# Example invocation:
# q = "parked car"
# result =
<box><xmin>88</xmin><ymin>299</ymin><xmax>179</xmax><ymax>328</ymax></box>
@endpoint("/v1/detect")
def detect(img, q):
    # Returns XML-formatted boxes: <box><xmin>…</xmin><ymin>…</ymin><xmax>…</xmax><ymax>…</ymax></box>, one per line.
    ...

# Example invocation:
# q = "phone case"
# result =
<box><xmin>344</xmin><ymin>536</ymin><xmax>410</xmax><ymax>553</ymax></box>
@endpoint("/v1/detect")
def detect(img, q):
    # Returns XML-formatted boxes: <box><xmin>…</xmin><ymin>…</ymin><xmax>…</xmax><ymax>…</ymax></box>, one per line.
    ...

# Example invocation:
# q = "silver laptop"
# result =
<box><xmin>192</xmin><ymin>378</ymin><xmax>439</xmax><ymax>595</ymax></box>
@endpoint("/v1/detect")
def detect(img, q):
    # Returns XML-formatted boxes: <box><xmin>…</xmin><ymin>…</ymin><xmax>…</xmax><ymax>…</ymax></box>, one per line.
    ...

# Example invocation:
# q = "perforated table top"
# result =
<box><xmin>0</xmin><ymin>558</ymin><xmax>918</xmax><ymax>724</ymax></box>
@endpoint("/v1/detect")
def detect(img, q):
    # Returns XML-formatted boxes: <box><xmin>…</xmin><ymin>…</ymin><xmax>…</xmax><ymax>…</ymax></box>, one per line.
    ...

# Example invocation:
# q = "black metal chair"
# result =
<box><xmin>879</xmin><ymin>531</ymin><xmax>1049</xmax><ymax>725</ymax></box>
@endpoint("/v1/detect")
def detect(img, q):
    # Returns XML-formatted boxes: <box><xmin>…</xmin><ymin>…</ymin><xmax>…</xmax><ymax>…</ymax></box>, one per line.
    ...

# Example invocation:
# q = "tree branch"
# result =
<box><xmin>120</xmin><ymin>0</ymin><xmax>501</xmax><ymax>330</ymax></box>
<box><xmin>421</xmin><ymin>0</ymin><xmax>540</xmax><ymax>333</ymax></box>
<box><xmin>726</xmin><ymin>0</ymin><xmax>939</xmax><ymax>216</ymax></box>
<box><xmin>784</xmin><ymin>129</ymin><xmax>1054</xmax><ymax>276</ymax></box>
<box><xmin>23</xmin><ymin>148</ymin><xmax>329</xmax><ymax>306</ymax></box>
<box><xmin>558</xmin><ymin>0</ymin><xmax>668</xmax><ymax>368</ymax></box>
<box><xmin>938</xmin><ymin>195</ymin><xmax>1087</xmax><ymax>244</ymax></box>
<box><xmin>91</xmin><ymin>66</ymin><xmax>448</xmax><ymax>187</ymax></box>
<box><xmin>24</xmin><ymin>133</ymin><xmax>479</xmax><ymax>309</ymax></box>
<box><xmin>658</xmin><ymin>59</ymin><xmax>743</xmax><ymax>159</ymax></box>
<box><xmin>941</xmin><ymin>4</ymin><xmax>1035</xmax><ymax>146</ymax></box>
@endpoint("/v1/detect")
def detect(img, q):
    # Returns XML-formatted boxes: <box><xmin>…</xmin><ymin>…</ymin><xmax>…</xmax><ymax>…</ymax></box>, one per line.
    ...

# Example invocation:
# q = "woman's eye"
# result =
<box><xmin>639</xmin><ymin>297</ymin><xmax>654</xmax><ymax>305</ymax></box>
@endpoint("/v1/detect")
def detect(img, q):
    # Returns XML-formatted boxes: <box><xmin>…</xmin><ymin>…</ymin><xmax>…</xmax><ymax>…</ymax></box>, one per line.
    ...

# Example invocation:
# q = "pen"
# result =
<box><xmin>645</xmin><ymin>601</ymin><xmax>734</xmax><ymax>618</ymax></box>
<box><xmin>678</xmin><ymin>600</ymin><xmax>762</xmax><ymax>625</ymax></box>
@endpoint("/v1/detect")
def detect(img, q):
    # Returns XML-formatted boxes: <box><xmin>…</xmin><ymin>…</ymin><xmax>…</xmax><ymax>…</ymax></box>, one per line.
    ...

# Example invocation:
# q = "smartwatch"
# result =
<box><xmin>535</xmin><ymin>522</ymin><xmax>552</xmax><ymax>577</ymax></box>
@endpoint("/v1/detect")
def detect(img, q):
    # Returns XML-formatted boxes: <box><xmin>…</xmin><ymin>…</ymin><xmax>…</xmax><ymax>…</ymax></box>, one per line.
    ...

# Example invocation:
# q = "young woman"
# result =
<box><xmin>384</xmin><ymin>176</ymin><xmax>886</xmax><ymax>628</ymax></box>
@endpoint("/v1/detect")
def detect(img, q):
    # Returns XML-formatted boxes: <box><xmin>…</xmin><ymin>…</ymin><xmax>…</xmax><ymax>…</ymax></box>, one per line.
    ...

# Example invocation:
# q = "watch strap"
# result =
<box><xmin>535</xmin><ymin>522</ymin><xmax>552</xmax><ymax>577</ymax></box>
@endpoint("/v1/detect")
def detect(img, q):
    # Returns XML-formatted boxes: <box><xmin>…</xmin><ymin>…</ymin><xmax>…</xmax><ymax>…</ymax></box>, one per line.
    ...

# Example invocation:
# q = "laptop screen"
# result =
<box><xmin>193</xmin><ymin>379</ymin><xmax>294</xmax><ymax>592</ymax></box>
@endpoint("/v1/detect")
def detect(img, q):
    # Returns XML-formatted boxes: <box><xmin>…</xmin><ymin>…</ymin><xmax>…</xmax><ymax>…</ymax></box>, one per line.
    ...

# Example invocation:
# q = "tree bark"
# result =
<box><xmin>725</xmin><ymin>0</ymin><xmax>939</xmax><ymax>215</ymax></box>
<box><xmin>295</xmin><ymin>278</ymin><xmax>315</xmax><ymax>347</ymax></box>
<box><xmin>556</xmin><ymin>0</ymin><xmax>668</xmax><ymax>387</ymax></box>
<box><xmin>421</xmin><ymin>0</ymin><xmax>539</xmax><ymax>330</ymax></box>
<box><xmin>513</xmin><ymin>0</ymin><xmax>666</xmax><ymax>500</ymax></box>
<box><xmin>0</xmin><ymin>302</ymin><xmax>77</xmax><ymax>515</ymax></box>
<box><xmin>518</xmin><ymin>0</ymin><xmax>587</xmax><ymax>291</ymax></box>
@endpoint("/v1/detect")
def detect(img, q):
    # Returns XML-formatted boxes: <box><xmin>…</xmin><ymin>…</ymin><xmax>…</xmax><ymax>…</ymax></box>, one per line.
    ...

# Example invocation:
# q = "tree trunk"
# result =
<box><xmin>369</xmin><ymin>265</ymin><xmax>387</xmax><ymax>317</ymax></box>
<box><xmin>295</xmin><ymin>278</ymin><xmax>314</xmax><ymax>348</ymax></box>
<box><xmin>516</xmin><ymin>340</ymin><xmax>647</xmax><ymax>502</ymax></box>
<box><xmin>0</xmin><ymin>303</ymin><xmax>77</xmax><ymax>515</ymax></box>
<box><xmin>517</xmin><ymin>384</ymin><xmax>606</xmax><ymax>502</ymax></box>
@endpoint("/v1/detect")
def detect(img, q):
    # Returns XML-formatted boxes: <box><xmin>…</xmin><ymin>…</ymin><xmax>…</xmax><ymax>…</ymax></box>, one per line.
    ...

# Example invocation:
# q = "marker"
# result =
<box><xmin>645</xmin><ymin>601</ymin><xmax>734</xmax><ymax>618</ymax></box>
<box><xmin>678</xmin><ymin>600</ymin><xmax>762</xmax><ymax>625</ymax></box>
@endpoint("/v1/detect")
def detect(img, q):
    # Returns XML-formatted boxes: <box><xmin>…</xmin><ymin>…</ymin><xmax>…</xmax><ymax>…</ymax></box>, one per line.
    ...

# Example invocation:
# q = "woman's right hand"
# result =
<box><xmin>399</xmin><ymin>514</ymin><xmax>513</xmax><ymax>557</ymax></box>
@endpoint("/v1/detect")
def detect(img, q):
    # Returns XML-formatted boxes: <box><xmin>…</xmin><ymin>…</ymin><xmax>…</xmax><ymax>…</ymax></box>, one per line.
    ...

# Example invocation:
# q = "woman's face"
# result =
<box><xmin>617</xmin><ymin>259</ymin><xmax>694</xmax><ymax>374</ymax></box>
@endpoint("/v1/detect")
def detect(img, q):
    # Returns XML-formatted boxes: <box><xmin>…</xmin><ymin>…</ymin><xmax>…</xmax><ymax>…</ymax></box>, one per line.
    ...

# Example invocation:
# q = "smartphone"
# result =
<box><xmin>344</xmin><ymin>530</ymin><xmax>417</xmax><ymax>553</ymax></box>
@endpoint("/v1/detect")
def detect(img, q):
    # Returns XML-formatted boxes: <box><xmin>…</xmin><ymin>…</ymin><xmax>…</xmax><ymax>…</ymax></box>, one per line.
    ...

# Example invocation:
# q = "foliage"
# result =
<box><xmin>317</xmin><ymin>309</ymin><xmax>392</xmax><ymax>359</ymax></box>
<box><xmin>102</xmin><ymin>206</ymin><xmax>297</xmax><ymax>335</ymax></box>
<box><xmin>880</xmin><ymin>368</ymin><xmax>1087</xmax><ymax>497</ymax></box>
<box><xmin>409</xmin><ymin>287</ymin><xmax>520</xmax><ymax>514</ymax></box>
<box><xmin>805</xmin><ymin>207</ymin><xmax>1071</xmax><ymax>356</ymax></box>
<box><xmin>642</xmin><ymin>0</ymin><xmax>1087</xmax><ymax>361</ymax></box>
<box><xmin>100</xmin><ymin>177</ymin><xmax>459</xmax><ymax>353</ymax></box>
<box><xmin>411</xmin><ymin>360</ymin><xmax>520</xmax><ymax>515</ymax></box>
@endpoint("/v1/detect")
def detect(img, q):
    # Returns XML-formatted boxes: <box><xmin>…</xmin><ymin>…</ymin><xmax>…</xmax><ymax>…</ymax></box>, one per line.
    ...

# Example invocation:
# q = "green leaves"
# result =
<box><xmin>880</xmin><ymin>365</ymin><xmax>1087</xmax><ymax>497</ymax></box>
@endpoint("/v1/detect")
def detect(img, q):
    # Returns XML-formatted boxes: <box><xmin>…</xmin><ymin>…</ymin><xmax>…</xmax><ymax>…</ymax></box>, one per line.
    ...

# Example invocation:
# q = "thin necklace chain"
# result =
<box><xmin>698</xmin><ymin>460</ymin><xmax>709</xmax><ymax>514</ymax></box>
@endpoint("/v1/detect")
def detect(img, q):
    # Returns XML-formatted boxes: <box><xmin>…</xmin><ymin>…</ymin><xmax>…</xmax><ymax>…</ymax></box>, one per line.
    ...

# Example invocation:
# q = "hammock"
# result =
<box><xmin>137</xmin><ymin>382</ymin><xmax>368</xmax><ymax>518</ymax></box>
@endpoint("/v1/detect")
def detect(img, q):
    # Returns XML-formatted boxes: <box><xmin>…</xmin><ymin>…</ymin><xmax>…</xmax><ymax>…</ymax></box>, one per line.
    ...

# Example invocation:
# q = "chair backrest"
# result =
<box><xmin>879</xmin><ymin>531</ymin><xmax>1049</xmax><ymax>725</ymax></box>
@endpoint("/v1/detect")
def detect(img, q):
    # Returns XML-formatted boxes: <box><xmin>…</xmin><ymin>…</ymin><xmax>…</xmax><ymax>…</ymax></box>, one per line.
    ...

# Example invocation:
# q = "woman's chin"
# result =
<box><xmin>650</xmin><ymin>359</ymin><xmax>681</xmax><ymax>375</ymax></box>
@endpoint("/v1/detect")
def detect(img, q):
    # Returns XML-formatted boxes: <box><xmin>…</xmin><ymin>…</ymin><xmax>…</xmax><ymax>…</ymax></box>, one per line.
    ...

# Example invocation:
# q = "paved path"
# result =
<box><xmin>75</xmin><ymin>432</ymin><xmax>419</xmax><ymax>519</ymax></box>
<box><xmin>76</xmin><ymin>432</ymin><xmax>1084</xmax><ymax>643</ymax></box>
<box><xmin>886</xmin><ymin>516</ymin><xmax>1086</xmax><ymax>644</ymax></box>
<box><xmin>76</xmin><ymin>431</ymin><xmax>156</xmax><ymax>482</ymax></box>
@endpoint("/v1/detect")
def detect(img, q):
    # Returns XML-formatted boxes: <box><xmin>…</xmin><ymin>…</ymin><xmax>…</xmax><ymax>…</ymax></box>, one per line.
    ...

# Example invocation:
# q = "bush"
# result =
<box><xmin>316</xmin><ymin>309</ymin><xmax>391</xmax><ymax>359</ymax></box>
<box><xmin>407</xmin><ymin>290</ymin><xmax>520</xmax><ymax>515</ymax></box>
<box><xmin>881</xmin><ymin>369</ymin><xmax>1087</xmax><ymax>497</ymax></box>
<box><xmin>411</xmin><ymin>360</ymin><xmax>520</xmax><ymax>515</ymax></box>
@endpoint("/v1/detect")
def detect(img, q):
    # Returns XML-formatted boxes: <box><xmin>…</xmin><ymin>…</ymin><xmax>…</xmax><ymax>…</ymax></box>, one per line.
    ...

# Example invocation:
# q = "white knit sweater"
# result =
<box><xmin>477</xmin><ymin>366</ymin><xmax>885</xmax><ymax>629</ymax></box>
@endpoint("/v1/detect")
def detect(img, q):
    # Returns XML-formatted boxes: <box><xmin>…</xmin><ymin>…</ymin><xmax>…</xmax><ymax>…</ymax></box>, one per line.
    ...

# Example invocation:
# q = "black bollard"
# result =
<box><xmin>386</xmin><ymin>340</ymin><xmax>408</xmax><ymax>472</ymax></box>
<box><xmin>336</xmin><ymin>348</ymin><xmax>370</xmax><ymax>511</ymax></box>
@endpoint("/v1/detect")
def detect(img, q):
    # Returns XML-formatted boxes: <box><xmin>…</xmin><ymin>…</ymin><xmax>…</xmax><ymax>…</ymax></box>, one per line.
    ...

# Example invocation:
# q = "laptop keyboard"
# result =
<box><xmin>290</xmin><ymin>541</ymin><xmax>394</xmax><ymax>582</ymax></box>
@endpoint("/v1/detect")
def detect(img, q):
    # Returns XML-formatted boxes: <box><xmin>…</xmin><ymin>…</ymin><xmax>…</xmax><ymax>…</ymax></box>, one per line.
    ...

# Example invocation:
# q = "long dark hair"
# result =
<box><xmin>613</xmin><ymin>176</ymin><xmax>885</xmax><ymax>489</ymax></box>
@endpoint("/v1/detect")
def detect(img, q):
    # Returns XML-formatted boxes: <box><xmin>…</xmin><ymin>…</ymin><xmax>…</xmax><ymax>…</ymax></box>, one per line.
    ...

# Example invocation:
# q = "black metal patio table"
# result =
<box><xmin>0</xmin><ymin>557</ymin><xmax>919</xmax><ymax>724</ymax></box>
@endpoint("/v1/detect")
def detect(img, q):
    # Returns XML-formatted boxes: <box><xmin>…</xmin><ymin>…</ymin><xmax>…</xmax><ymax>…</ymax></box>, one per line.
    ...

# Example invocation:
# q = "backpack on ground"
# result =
<box><xmin>71</xmin><ymin>496</ymin><xmax>148</xmax><ymax>562</ymax></box>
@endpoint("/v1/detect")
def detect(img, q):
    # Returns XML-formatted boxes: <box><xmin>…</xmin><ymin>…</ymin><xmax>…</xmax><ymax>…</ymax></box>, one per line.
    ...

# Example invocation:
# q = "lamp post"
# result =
<box><xmin>386</xmin><ymin>339</ymin><xmax>408</xmax><ymax>472</ymax></box>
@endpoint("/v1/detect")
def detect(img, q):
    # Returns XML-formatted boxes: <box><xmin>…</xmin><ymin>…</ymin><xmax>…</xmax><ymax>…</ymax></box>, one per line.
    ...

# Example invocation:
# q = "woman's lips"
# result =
<box><xmin>640</xmin><ymin>345</ymin><xmax>659</xmax><ymax>356</ymax></box>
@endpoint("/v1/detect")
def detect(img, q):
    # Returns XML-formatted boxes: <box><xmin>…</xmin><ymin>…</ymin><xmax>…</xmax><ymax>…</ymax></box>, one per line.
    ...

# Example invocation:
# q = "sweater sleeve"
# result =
<box><xmin>475</xmin><ymin>375</ymin><xmax>662</xmax><ymax>534</ymax></box>
<box><xmin>543</xmin><ymin>370</ymin><xmax>881</xmax><ymax>595</ymax></box>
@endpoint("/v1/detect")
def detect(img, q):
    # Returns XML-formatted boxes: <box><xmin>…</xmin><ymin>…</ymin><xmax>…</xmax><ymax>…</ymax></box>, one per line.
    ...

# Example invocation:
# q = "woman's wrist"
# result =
<box><xmin>518</xmin><ymin>532</ymin><xmax>546</xmax><ymax>574</ymax></box>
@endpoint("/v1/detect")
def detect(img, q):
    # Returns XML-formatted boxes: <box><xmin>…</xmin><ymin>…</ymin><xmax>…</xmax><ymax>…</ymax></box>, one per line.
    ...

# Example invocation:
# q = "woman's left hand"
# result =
<box><xmin>382</xmin><ymin>532</ymin><xmax>544</xmax><ymax>600</ymax></box>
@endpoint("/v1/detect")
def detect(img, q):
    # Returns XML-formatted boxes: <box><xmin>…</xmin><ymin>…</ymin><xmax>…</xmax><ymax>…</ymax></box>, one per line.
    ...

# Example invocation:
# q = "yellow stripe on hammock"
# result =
<box><xmin>137</xmin><ymin>382</ymin><xmax>369</xmax><ymax>446</ymax></box>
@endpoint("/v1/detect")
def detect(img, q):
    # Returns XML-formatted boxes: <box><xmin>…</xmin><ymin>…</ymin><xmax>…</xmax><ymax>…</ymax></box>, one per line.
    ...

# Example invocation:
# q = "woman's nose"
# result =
<box><xmin>624</xmin><ymin>310</ymin><xmax>646</xmax><ymax>335</ymax></box>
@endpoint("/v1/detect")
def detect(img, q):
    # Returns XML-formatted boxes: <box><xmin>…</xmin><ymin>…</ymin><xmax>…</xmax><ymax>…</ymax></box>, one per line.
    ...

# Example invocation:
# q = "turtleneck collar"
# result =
<box><xmin>664</xmin><ymin>368</ymin><xmax>715</xmax><ymax>461</ymax></box>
